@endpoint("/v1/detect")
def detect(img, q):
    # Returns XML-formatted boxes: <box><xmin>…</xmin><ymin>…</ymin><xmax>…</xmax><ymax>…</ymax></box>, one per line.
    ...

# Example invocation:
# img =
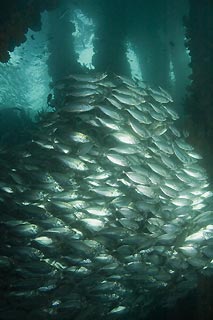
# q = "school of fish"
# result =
<box><xmin>0</xmin><ymin>72</ymin><xmax>213</xmax><ymax>319</ymax></box>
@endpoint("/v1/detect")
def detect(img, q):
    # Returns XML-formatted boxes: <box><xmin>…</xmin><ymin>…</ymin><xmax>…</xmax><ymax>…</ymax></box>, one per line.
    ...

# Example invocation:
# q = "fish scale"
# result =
<box><xmin>0</xmin><ymin>73</ymin><xmax>212</xmax><ymax>320</ymax></box>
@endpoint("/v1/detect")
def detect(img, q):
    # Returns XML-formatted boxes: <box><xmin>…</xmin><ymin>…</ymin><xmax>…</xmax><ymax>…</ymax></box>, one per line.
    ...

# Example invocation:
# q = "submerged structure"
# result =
<box><xmin>0</xmin><ymin>1</ymin><xmax>213</xmax><ymax>319</ymax></box>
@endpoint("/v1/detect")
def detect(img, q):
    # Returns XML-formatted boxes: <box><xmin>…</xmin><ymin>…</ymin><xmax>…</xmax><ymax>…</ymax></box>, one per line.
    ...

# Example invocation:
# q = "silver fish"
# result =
<box><xmin>66</xmin><ymin>88</ymin><xmax>97</xmax><ymax>97</ymax></box>
<box><xmin>81</xmin><ymin>218</ymin><xmax>105</xmax><ymax>232</ymax></box>
<box><xmin>65</xmin><ymin>73</ymin><xmax>107</xmax><ymax>82</ymax></box>
<box><xmin>90</xmin><ymin>186</ymin><xmax>122</xmax><ymax>197</ymax></box>
<box><xmin>112</xmin><ymin>92</ymin><xmax>143</xmax><ymax>106</ymax></box>
<box><xmin>69</xmin><ymin>132</ymin><xmax>91</xmax><ymax>143</ymax></box>
<box><xmin>106</xmin><ymin>153</ymin><xmax>129</xmax><ymax>167</ymax></box>
<box><xmin>126</xmin><ymin>108</ymin><xmax>152</xmax><ymax>124</ymax></box>
<box><xmin>98</xmin><ymin>105</ymin><xmax>123</xmax><ymax>121</ymax></box>
<box><xmin>96</xmin><ymin>116</ymin><xmax>120</xmax><ymax>130</ymax></box>
<box><xmin>61</xmin><ymin>102</ymin><xmax>95</xmax><ymax>113</ymax></box>
<box><xmin>125</xmin><ymin>171</ymin><xmax>148</xmax><ymax>185</ymax></box>
<box><xmin>1</xmin><ymin>72</ymin><xmax>212</xmax><ymax>320</ymax></box>
<box><xmin>111</xmin><ymin>131</ymin><xmax>139</xmax><ymax>144</ymax></box>
<box><xmin>56</xmin><ymin>155</ymin><xmax>88</xmax><ymax>171</ymax></box>
<box><xmin>129</xmin><ymin>118</ymin><xmax>150</xmax><ymax>139</ymax></box>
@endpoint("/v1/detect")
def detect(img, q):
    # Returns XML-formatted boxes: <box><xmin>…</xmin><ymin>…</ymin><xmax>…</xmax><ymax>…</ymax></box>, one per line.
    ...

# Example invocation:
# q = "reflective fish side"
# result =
<box><xmin>0</xmin><ymin>73</ymin><xmax>212</xmax><ymax>320</ymax></box>
<box><xmin>60</xmin><ymin>102</ymin><xmax>95</xmax><ymax>113</ymax></box>
<box><xmin>64</xmin><ymin>72</ymin><xmax>107</xmax><ymax>83</ymax></box>
<box><xmin>56</xmin><ymin>155</ymin><xmax>89</xmax><ymax>171</ymax></box>
<box><xmin>106</xmin><ymin>153</ymin><xmax>129</xmax><ymax>167</ymax></box>
<box><xmin>111</xmin><ymin>131</ymin><xmax>140</xmax><ymax>144</ymax></box>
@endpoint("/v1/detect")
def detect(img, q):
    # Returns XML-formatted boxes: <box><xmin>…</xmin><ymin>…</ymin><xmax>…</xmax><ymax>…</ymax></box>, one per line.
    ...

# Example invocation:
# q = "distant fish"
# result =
<box><xmin>59</xmin><ymin>9</ymin><xmax>69</xmax><ymax>20</ymax></box>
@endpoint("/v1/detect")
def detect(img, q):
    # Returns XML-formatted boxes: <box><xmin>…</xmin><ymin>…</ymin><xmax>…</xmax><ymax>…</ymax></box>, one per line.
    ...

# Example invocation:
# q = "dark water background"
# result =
<box><xmin>0</xmin><ymin>1</ymin><xmax>213</xmax><ymax>319</ymax></box>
